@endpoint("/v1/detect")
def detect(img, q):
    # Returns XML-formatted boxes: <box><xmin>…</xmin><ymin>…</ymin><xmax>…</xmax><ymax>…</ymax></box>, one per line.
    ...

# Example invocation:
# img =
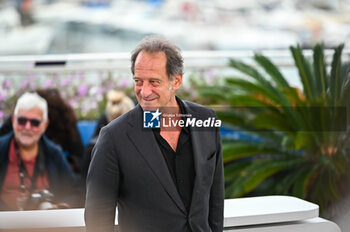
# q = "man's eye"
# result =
<box><xmin>150</xmin><ymin>80</ymin><xmax>160</xmax><ymax>85</ymax></box>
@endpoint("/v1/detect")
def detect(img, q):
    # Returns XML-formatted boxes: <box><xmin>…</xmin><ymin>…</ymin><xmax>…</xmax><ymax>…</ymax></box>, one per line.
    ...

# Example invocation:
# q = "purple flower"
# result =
<box><xmin>68</xmin><ymin>99</ymin><xmax>75</xmax><ymax>107</ymax></box>
<box><xmin>206</xmin><ymin>69</ymin><xmax>216</xmax><ymax>82</ymax></box>
<box><xmin>2</xmin><ymin>79</ymin><xmax>10</xmax><ymax>89</ymax></box>
<box><xmin>43</xmin><ymin>79</ymin><xmax>54</xmax><ymax>88</ymax></box>
<box><xmin>26</xmin><ymin>73</ymin><xmax>34</xmax><ymax>80</ymax></box>
<box><xmin>76</xmin><ymin>72</ymin><xmax>84</xmax><ymax>79</ymax></box>
<box><xmin>118</xmin><ymin>78</ymin><xmax>130</xmax><ymax>88</ymax></box>
<box><xmin>61</xmin><ymin>77</ymin><xmax>73</xmax><ymax>87</ymax></box>
<box><xmin>78</xmin><ymin>85</ymin><xmax>89</xmax><ymax>97</ymax></box>
<box><xmin>0</xmin><ymin>111</ymin><xmax>4</xmax><ymax>119</ymax></box>
<box><xmin>97</xmin><ymin>87</ymin><xmax>104</xmax><ymax>95</ymax></box>
<box><xmin>20</xmin><ymin>80</ymin><xmax>30</xmax><ymax>89</ymax></box>
<box><xmin>0</xmin><ymin>92</ymin><xmax>5</xmax><ymax>101</ymax></box>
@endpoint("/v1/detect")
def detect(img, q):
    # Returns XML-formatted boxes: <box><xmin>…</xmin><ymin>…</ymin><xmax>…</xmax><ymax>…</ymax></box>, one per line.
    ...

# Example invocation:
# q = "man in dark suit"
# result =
<box><xmin>85</xmin><ymin>35</ymin><xmax>224</xmax><ymax>232</ymax></box>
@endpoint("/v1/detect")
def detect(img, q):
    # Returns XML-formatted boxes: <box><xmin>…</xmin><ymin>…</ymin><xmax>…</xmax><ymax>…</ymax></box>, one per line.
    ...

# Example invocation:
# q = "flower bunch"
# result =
<box><xmin>0</xmin><ymin>71</ymin><xmax>134</xmax><ymax>122</ymax></box>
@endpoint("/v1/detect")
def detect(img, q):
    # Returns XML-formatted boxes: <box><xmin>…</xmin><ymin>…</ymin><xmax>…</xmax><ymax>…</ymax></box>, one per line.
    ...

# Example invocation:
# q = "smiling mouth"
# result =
<box><xmin>142</xmin><ymin>98</ymin><xmax>157</xmax><ymax>102</ymax></box>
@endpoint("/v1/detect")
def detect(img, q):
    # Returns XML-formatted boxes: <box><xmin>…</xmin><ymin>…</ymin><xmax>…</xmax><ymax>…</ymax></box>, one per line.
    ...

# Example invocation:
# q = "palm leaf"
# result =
<box><xmin>275</xmin><ymin>168</ymin><xmax>304</xmax><ymax>194</ymax></box>
<box><xmin>225</xmin><ymin>78</ymin><xmax>283</xmax><ymax>106</ymax></box>
<box><xmin>222</xmin><ymin>142</ymin><xmax>282</xmax><ymax>163</ymax></box>
<box><xmin>207</xmin><ymin>42</ymin><xmax>350</xmax><ymax>217</ymax></box>
<box><xmin>313</xmin><ymin>43</ymin><xmax>328</xmax><ymax>102</ymax></box>
<box><xmin>224</xmin><ymin>160</ymin><xmax>251</xmax><ymax>183</ymax></box>
<box><xmin>292</xmin><ymin>165</ymin><xmax>319</xmax><ymax>198</ymax></box>
<box><xmin>226</xmin><ymin>78</ymin><xmax>306</xmax><ymax>130</ymax></box>
<box><xmin>253</xmin><ymin>111</ymin><xmax>296</xmax><ymax>133</ymax></box>
<box><xmin>197</xmin><ymin>87</ymin><xmax>228</xmax><ymax>102</ymax></box>
<box><xmin>229</xmin><ymin>59</ymin><xmax>269</xmax><ymax>85</ymax></box>
<box><xmin>290</xmin><ymin>45</ymin><xmax>316</xmax><ymax>100</ymax></box>
<box><xmin>330</xmin><ymin>44</ymin><xmax>344</xmax><ymax>104</ymax></box>
<box><xmin>226</xmin><ymin>94</ymin><xmax>273</xmax><ymax>107</ymax></box>
<box><xmin>254</xmin><ymin>53</ymin><xmax>291</xmax><ymax>89</ymax></box>
<box><xmin>339</xmin><ymin>62</ymin><xmax>350</xmax><ymax>108</ymax></box>
<box><xmin>231</xmin><ymin>159</ymin><xmax>302</xmax><ymax>197</ymax></box>
<box><xmin>228</xmin><ymin>59</ymin><xmax>291</xmax><ymax>106</ymax></box>
<box><xmin>216</xmin><ymin>109</ymin><xmax>249</xmax><ymax>127</ymax></box>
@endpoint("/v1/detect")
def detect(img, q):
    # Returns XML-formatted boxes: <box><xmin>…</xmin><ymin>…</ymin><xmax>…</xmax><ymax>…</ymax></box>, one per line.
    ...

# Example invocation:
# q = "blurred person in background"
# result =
<box><xmin>82</xmin><ymin>89</ymin><xmax>135</xmax><ymax>179</ymax></box>
<box><xmin>0</xmin><ymin>88</ymin><xmax>85</xmax><ymax>174</ymax></box>
<box><xmin>15</xmin><ymin>0</ymin><xmax>34</xmax><ymax>26</ymax></box>
<box><xmin>36</xmin><ymin>88</ymin><xmax>84</xmax><ymax>174</ymax></box>
<box><xmin>91</xmin><ymin>89</ymin><xmax>135</xmax><ymax>139</ymax></box>
<box><xmin>0</xmin><ymin>92</ymin><xmax>77</xmax><ymax>211</ymax></box>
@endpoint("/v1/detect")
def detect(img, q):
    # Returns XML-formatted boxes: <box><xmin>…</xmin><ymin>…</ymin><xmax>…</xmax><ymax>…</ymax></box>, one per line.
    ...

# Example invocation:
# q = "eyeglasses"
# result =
<box><xmin>17</xmin><ymin>117</ymin><xmax>42</xmax><ymax>127</ymax></box>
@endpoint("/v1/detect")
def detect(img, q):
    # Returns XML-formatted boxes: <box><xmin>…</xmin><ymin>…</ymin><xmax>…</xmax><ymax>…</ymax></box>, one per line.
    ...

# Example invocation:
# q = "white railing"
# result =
<box><xmin>0</xmin><ymin>49</ymin><xmax>349</xmax><ymax>73</ymax></box>
<box><xmin>0</xmin><ymin>196</ymin><xmax>341</xmax><ymax>232</ymax></box>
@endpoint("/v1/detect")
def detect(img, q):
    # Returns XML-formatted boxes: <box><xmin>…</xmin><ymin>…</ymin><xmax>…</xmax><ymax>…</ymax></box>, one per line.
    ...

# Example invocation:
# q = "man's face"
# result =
<box><xmin>133</xmin><ymin>51</ymin><xmax>182</xmax><ymax>110</ymax></box>
<box><xmin>12</xmin><ymin>107</ymin><xmax>48</xmax><ymax>149</ymax></box>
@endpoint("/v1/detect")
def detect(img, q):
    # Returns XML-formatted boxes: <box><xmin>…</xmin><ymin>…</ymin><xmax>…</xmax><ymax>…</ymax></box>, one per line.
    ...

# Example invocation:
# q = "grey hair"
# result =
<box><xmin>14</xmin><ymin>92</ymin><xmax>48</xmax><ymax>121</ymax></box>
<box><xmin>131</xmin><ymin>35</ymin><xmax>184</xmax><ymax>81</ymax></box>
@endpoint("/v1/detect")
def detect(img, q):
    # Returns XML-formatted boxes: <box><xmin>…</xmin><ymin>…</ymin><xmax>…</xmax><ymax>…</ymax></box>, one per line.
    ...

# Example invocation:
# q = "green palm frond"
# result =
<box><xmin>330</xmin><ymin>44</ymin><xmax>344</xmax><ymax>105</ymax></box>
<box><xmin>199</xmin><ymin>42</ymin><xmax>350</xmax><ymax>217</ymax></box>
<box><xmin>223</xmin><ymin>141</ymin><xmax>282</xmax><ymax>163</ymax></box>
<box><xmin>313</xmin><ymin>43</ymin><xmax>328</xmax><ymax>102</ymax></box>
<box><xmin>229</xmin><ymin>60</ymin><xmax>292</xmax><ymax>106</ymax></box>
<box><xmin>290</xmin><ymin>45</ymin><xmax>316</xmax><ymax>100</ymax></box>
<box><xmin>229</xmin><ymin>159</ymin><xmax>303</xmax><ymax>197</ymax></box>
<box><xmin>253</xmin><ymin>111</ymin><xmax>296</xmax><ymax>133</ymax></box>
<box><xmin>253</xmin><ymin>54</ymin><xmax>291</xmax><ymax>89</ymax></box>
<box><xmin>224</xmin><ymin>160</ymin><xmax>251</xmax><ymax>183</ymax></box>
<box><xmin>292</xmin><ymin>165</ymin><xmax>319</xmax><ymax>198</ymax></box>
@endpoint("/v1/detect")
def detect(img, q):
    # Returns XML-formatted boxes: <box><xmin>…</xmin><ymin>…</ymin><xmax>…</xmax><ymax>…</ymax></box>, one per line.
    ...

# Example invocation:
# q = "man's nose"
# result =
<box><xmin>140</xmin><ymin>83</ymin><xmax>152</xmax><ymax>97</ymax></box>
<box><xmin>24</xmin><ymin>121</ymin><xmax>32</xmax><ymax>129</ymax></box>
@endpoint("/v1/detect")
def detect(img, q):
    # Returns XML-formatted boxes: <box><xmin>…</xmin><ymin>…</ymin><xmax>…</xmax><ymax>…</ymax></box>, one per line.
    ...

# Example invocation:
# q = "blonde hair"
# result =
<box><xmin>106</xmin><ymin>90</ymin><xmax>134</xmax><ymax>122</ymax></box>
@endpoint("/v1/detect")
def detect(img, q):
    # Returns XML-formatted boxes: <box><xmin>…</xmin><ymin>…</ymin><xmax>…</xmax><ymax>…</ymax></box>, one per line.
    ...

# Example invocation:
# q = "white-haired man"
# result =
<box><xmin>0</xmin><ymin>92</ymin><xmax>76</xmax><ymax>210</ymax></box>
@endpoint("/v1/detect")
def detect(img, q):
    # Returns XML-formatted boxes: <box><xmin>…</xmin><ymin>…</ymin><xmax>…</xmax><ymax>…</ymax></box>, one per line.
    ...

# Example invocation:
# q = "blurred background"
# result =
<box><xmin>0</xmin><ymin>0</ymin><xmax>349</xmax><ymax>54</ymax></box>
<box><xmin>1</xmin><ymin>0</ymin><xmax>349</xmax><ymax>121</ymax></box>
<box><xmin>1</xmin><ymin>1</ymin><xmax>350</xmax><ymax>230</ymax></box>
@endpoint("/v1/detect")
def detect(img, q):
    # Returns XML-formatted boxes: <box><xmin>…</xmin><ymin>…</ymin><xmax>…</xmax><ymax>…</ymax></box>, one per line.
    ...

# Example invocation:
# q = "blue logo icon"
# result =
<box><xmin>143</xmin><ymin>109</ymin><xmax>161</xmax><ymax>128</ymax></box>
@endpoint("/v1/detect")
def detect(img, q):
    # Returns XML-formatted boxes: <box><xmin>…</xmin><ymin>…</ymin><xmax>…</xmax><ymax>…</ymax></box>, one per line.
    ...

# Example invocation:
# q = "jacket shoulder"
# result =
<box><xmin>0</xmin><ymin>132</ymin><xmax>12</xmax><ymax>146</ymax></box>
<box><xmin>103</xmin><ymin>105</ymin><xmax>138</xmax><ymax>132</ymax></box>
<box><xmin>41</xmin><ymin>136</ymin><xmax>69</xmax><ymax>165</ymax></box>
<box><xmin>42</xmin><ymin>135</ymin><xmax>64</xmax><ymax>154</ymax></box>
<box><xmin>0</xmin><ymin>133</ymin><xmax>13</xmax><ymax>159</ymax></box>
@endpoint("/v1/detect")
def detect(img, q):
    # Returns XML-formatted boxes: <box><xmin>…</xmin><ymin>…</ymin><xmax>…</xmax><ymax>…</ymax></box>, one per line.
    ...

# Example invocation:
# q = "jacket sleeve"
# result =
<box><xmin>44</xmin><ymin>136</ymin><xmax>77</xmax><ymax>207</ymax></box>
<box><xmin>84</xmin><ymin>127</ymin><xmax>119</xmax><ymax>232</ymax></box>
<box><xmin>209</xmin><ymin>126</ymin><xmax>225</xmax><ymax>232</ymax></box>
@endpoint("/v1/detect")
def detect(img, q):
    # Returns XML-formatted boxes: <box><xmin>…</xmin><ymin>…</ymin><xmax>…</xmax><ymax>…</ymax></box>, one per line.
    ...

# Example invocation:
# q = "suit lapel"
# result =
<box><xmin>126</xmin><ymin>105</ymin><xmax>187</xmax><ymax>214</ymax></box>
<box><xmin>185</xmin><ymin>105</ymin><xmax>205</xmax><ymax>214</ymax></box>
<box><xmin>182</xmin><ymin>100</ymin><xmax>213</xmax><ymax>215</ymax></box>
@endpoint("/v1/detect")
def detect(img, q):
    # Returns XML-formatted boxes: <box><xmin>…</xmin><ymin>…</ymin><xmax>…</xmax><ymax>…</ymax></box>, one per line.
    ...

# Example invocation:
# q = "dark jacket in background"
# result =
<box><xmin>0</xmin><ymin>132</ymin><xmax>77</xmax><ymax>210</ymax></box>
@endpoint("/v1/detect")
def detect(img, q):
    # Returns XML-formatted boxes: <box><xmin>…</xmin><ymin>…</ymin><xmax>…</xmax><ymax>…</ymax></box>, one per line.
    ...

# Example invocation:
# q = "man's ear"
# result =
<box><xmin>172</xmin><ymin>74</ymin><xmax>183</xmax><ymax>91</ymax></box>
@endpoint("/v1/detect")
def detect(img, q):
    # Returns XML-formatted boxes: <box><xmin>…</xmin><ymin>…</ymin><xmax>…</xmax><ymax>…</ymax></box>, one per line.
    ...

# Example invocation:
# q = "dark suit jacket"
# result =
<box><xmin>85</xmin><ymin>99</ymin><xmax>224</xmax><ymax>232</ymax></box>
